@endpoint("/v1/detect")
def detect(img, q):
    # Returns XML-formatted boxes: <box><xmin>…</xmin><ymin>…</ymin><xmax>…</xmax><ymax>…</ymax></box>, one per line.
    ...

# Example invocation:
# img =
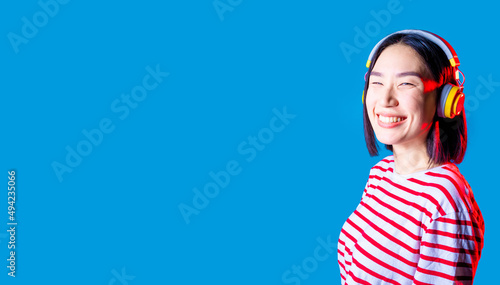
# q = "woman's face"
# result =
<box><xmin>365</xmin><ymin>43</ymin><xmax>438</xmax><ymax>149</ymax></box>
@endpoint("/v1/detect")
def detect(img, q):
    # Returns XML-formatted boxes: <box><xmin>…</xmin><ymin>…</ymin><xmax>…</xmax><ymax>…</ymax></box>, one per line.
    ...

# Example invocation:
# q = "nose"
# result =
<box><xmin>379</xmin><ymin>85</ymin><xmax>398</xmax><ymax>107</ymax></box>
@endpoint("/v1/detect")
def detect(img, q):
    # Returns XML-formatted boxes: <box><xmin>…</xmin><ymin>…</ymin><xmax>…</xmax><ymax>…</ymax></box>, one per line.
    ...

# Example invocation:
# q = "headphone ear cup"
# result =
<box><xmin>438</xmin><ymin>84</ymin><xmax>465</xmax><ymax>118</ymax></box>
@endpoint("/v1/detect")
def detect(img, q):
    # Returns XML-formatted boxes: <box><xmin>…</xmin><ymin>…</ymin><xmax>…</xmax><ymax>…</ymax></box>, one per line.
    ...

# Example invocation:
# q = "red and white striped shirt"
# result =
<box><xmin>337</xmin><ymin>156</ymin><xmax>484</xmax><ymax>284</ymax></box>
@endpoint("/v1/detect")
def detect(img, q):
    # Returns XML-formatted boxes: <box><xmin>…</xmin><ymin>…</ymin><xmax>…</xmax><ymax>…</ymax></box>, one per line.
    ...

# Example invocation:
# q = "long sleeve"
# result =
<box><xmin>413</xmin><ymin>211</ymin><xmax>484</xmax><ymax>285</ymax></box>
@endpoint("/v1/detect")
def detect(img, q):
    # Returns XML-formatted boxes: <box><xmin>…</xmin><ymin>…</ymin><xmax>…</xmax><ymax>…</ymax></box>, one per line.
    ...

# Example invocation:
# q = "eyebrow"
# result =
<box><xmin>370</xmin><ymin>71</ymin><xmax>422</xmax><ymax>78</ymax></box>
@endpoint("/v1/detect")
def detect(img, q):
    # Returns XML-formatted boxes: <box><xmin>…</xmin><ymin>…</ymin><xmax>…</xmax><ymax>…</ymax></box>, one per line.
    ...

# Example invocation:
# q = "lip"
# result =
<box><xmin>376</xmin><ymin>114</ymin><xmax>407</xmax><ymax>129</ymax></box>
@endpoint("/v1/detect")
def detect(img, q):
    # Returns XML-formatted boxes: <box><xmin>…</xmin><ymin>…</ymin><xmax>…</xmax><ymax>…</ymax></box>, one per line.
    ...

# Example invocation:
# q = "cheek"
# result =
<box><xmin>401</xmin><ymin>96</ymin><xmax>435</xmax><ymax>131</ymax></box>
<box><xmin>400</xmin><ymin>90</ymin><xmax>429</xmax><ymax>113</ymax></box>
<box><xmin>365</xmin><ymin>89</ymin><xmax>377</xmax><ymax>111</ymax></box>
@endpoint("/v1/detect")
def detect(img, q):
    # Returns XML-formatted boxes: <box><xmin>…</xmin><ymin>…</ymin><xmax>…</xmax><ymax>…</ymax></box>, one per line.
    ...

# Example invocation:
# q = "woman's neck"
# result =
<box><xmin>392</xmin><ymin>143</ymin><xmax>440</xmax><ymax>175</ymax></box>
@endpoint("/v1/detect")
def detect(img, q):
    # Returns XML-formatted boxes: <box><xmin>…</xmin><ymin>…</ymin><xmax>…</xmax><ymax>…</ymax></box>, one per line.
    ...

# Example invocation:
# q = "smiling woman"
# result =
<box><xmin>337</xmin><ymin>30</ymin><xmax>484</xmax><ymax>284</ymax></box>
<box><xmin>366</xmin><ymin>44</ymin><xmax>439</xmax><ymax>164</ymax></box>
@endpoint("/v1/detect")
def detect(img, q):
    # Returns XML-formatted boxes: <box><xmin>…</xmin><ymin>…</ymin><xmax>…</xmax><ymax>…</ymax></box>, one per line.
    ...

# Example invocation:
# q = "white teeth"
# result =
<box><xmin>379</xmin><ymin>115</ymin><xmax>405</xmax><ymax>123</ymax></box>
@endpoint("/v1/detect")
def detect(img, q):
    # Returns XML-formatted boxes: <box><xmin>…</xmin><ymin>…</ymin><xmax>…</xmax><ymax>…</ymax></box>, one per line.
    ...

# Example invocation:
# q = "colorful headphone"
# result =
<box><xmin>362</xmin><ymin>29</ymin><xmax>465</xmax><ymax>119</ymax></box>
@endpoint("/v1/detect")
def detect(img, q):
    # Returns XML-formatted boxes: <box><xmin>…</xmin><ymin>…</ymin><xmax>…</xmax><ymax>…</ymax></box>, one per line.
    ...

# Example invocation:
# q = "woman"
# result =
<box><xmin>337</xmin><ymin>30</ymin><xmax>484</xmax><ymax>284</ymax></box>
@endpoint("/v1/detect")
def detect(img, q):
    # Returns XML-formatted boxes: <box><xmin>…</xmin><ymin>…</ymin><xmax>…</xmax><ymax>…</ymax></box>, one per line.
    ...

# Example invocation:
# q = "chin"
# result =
<box><xmin>374</xmin><ymin>135</ymin><xmax>401</xmax><ymax>146</ymax></box>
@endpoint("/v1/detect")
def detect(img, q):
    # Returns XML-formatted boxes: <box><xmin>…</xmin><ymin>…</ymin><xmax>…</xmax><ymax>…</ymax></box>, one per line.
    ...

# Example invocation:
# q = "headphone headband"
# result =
<box><xmin>366</xmin><ymin>29</ymin><xmax>460</xmax><ymax>69</ymax></box>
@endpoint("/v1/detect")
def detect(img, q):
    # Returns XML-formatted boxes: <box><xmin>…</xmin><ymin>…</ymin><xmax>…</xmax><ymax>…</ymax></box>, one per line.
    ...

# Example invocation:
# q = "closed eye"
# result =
<box><xmin>371</xmin><ymin>81</ymin><xmax>383</xmax><ymax>85</ymax></box>
<box><xmin>399</xmin><ymin>82</ymin><xmax>415</xmax><ymax>86</ymax></box>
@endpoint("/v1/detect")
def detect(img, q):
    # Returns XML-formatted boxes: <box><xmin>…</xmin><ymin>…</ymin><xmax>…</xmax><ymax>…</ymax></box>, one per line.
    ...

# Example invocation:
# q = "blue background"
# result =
<box><xmin>1</xmin><ymin>0</ymin><xmax>497</xmax><ymax>284</ymax></box>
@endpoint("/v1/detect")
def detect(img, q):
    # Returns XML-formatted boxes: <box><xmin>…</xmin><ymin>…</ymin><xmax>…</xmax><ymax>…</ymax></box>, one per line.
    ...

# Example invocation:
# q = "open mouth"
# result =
<box><xmin>378</xmin><ymin>114</ymin><xmax>407</xmax><ymax>123</ymax></box>
<box><xmin>376</xmin><ymin>114</ymin><xmax>407</xmax><ymax>128</ymax></box>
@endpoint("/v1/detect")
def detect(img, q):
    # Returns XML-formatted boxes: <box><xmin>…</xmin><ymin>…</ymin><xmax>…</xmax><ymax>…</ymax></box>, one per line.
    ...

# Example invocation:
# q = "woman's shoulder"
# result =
<box><xmin>367</xmin><ymin>155</ymin><xmax>395</xmax><ymax>176</ymax></box>
<box><xmin>409</xmin><ymin>162</ymin><xmax>478</xmax><ymax>216</ymax></box>
<box><xmin>367</xmin><ymin>157</ymin><xmax>480</xmax><ymax>217</ymax></box>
